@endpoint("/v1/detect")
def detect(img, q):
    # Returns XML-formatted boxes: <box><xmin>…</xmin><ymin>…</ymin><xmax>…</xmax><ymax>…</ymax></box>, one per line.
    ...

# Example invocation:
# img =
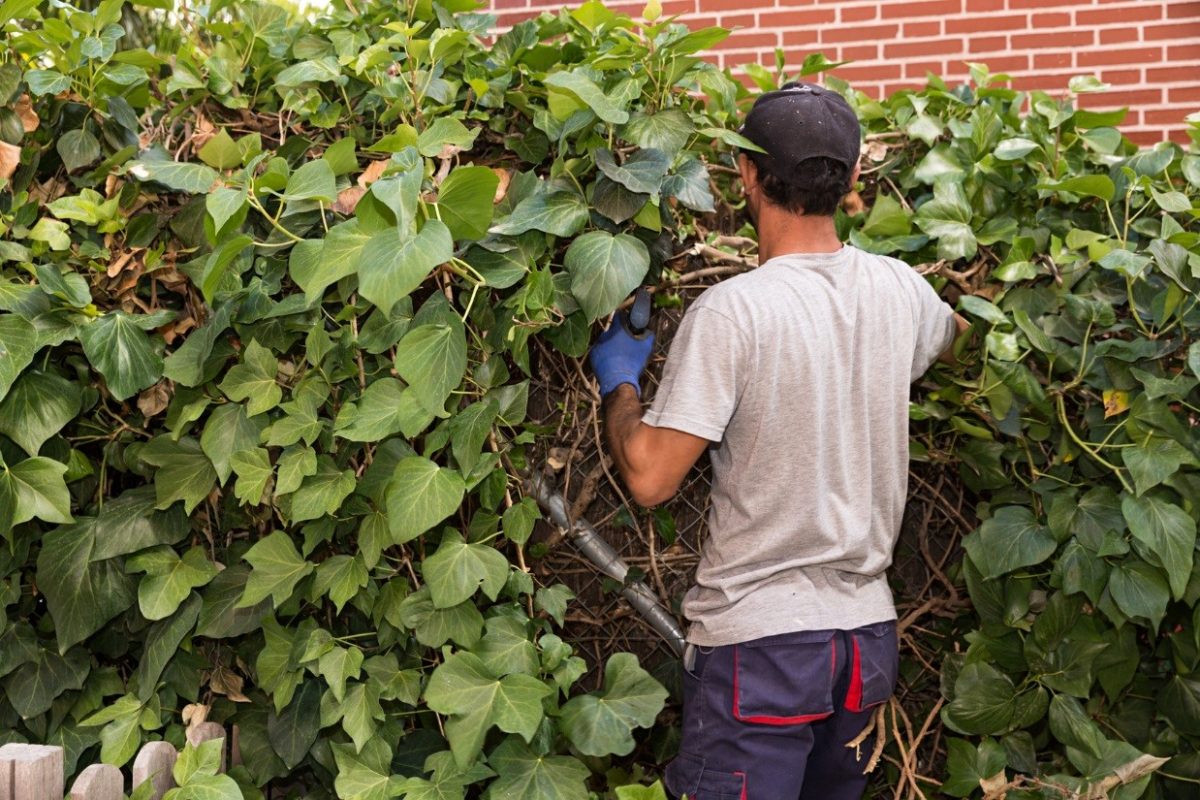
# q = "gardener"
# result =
<box><xmin>589</xmin><ymin>82</ymin><xmax>966</xmax><ymax>800</ymax></box>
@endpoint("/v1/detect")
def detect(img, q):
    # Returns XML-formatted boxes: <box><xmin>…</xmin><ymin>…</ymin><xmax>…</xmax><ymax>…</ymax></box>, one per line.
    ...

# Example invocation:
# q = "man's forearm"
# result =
<box><xmin>603</xmin><ymin>384</ymin><xmax>644</xmax><ymax>482</ymax></box>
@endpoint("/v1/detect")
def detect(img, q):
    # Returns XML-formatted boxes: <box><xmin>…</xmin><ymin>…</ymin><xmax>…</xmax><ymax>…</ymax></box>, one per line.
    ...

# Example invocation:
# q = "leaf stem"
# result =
<box><xmin>1055</xmin><ymin>395</ymin><xmax>1134</xmax><ymax>494</ymax></box>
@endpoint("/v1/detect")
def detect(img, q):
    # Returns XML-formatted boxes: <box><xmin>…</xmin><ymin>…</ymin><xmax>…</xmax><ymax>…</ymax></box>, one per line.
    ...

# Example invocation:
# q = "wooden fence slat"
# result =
<box><xmin>0</xmin><ymin>744</ymin><xmax>64</xmax><ymax>800</ymax></box>
<box><xmin>132</xmin><ymin>742</ymin><xmax>177</xmax><ymax>800</ymax></box>
<box><xmin>69</xmin><ymin>764</ymin><xmax>122</xmax><ymax>800</ymax></box>
<box><xmin>185</xmin><ymin>723</ymin><xmax>227</xmax><ymax>774</ymax></box>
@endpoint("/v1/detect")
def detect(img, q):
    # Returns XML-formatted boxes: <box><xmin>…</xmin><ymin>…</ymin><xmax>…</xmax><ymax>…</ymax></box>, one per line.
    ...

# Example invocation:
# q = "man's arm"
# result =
<box><xmin>937</xmin><ymin>313</ymin><xmax>972</xmax><ymax>366</ymax></box>
<box><xmin>604</xmin><ymin>384</ymin><xmax>711</xmax><ymax>507</ymax></box>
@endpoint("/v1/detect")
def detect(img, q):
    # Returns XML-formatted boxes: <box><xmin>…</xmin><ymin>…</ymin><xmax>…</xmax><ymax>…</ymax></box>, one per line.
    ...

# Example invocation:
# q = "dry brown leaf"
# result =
<box><xmin>191</xmin><ymin>115</ymin><xmax>216</xmax><ymax>153</ymax></box>
<box><xmin>333</xmin><ymin>185</ymin><xmax>366</xmax><ymax>215</ymax></box>
<box><xmin>546</xmin><ymin>447</ymin><xmax>569</xmax><ymax>471</ymax></box>
<box><xmin>106</xmin><ymin>250</ymin><xmax>135</xmax><ymax>278</ymax></box>
<box><xmin>842</xmin><ymin>190</ymin><xmax>865</xmax><ymax>216</ymax></box>
<box><xmin>357</xmin><ymin>159</ymin><xmax>388</xmax><ymax>188</ymax></box>
<box><xmin>14</xmin><ymin>95</ymin><xmax>38</xmax><ymax>133</ymax></box>
<box><xmin>137</xmin><ymin>381</ymin><xmax>171</xmax><ymax>418</ymax></box>
<box><xmin>209</xmin><ymin>664</ymin><xmax>250</xmax><ymax>702</ymax></box>
<box><xmin>1103</xmin><ymin>389</ymin><xmax>1130</xmax><ymax>419</ymax></box>
<box><xmin>865</xmin><ymin>140</ymin><xmax>889</xmax><ymax>162</ymax></box>
<box><xmin>492</xmin><ymin>168</ymin><xmax>511</xmax><ymax>204</ymax></box>
<box><xmin>0</xmin><ymin>140</ymin><xmax>20</xmax><ymax>183</ymax></box>
<box><xmin>979</xmin><ymin>770</ymin><xmax>1008</xmax><ymax>799</ymax></box>
<box><xmin>181</xmin><ymin>703</ymin><xmax>210</xmax><ymax>732</ymax></box>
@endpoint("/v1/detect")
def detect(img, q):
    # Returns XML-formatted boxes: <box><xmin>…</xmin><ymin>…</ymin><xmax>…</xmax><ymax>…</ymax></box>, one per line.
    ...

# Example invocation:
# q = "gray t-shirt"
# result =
<box><xmin>643</xmin><ymin>245</ymin><xmax>956</xmax><ymax>646</ymax></box>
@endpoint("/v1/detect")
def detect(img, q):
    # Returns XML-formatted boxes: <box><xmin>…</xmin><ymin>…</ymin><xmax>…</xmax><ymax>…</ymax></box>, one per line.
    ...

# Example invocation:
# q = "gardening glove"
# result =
<box><xmin>589</xmin><ymin>311</ymin><xmax>655</xmax><ymax>399</ymax></box>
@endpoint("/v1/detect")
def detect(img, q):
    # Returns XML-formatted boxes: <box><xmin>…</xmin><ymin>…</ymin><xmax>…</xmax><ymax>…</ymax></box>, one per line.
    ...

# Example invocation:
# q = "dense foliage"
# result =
<box><xmin>2</xmin><ymin>0</ymin><xmax>1200</xmax><ymax>798</ymax></box>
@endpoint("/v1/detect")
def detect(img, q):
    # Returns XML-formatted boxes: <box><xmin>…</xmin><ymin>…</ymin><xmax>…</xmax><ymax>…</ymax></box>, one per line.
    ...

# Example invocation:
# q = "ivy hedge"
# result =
<box><xmin>1</xmin><ymin>0</ymin><xmax>1199</xmax><ymax>798</ymax></box>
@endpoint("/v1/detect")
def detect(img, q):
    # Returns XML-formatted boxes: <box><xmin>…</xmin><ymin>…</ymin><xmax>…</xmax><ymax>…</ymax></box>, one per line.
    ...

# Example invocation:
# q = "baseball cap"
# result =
<box><xmin>740</xmin><ymin>82</ymin><xmax>862</xmax><ymax>174</ymax></box>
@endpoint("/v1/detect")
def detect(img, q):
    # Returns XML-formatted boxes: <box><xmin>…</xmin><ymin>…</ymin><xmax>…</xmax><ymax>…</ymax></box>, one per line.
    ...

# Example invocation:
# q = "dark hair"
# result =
<box><xmin>746</xmin><ymin>154</ymin><xmax>852</xmax><ymax>216</ymax></box>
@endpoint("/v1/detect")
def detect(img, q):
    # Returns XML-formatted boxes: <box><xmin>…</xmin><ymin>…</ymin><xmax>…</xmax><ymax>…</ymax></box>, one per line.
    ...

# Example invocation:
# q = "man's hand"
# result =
<box><xmin>589</xmin><ymin>311</ymin><xmax>655</xmax><ymax>398</ymax></box>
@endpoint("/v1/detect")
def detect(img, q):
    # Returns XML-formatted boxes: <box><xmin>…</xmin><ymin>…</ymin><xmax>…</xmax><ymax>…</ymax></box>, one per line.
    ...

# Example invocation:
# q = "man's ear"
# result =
<box><xmin>737</xmin><ymin>153</ymin><xmax>758</xmax><ymax>193</ymax></box>
<box><xmin>850</xmin><ymin>161</ymin><xmax>861</xmax><ymax>185</ymax></box>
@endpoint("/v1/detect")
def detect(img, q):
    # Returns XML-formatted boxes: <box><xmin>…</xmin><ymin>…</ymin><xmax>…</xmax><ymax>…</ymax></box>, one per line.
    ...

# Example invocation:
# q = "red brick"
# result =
<box><xmin>1100</xmin><ymin>68</ymin><xmax>1143</xmax><ymax>84</ymax></box>
<box><xmin>1145</xmin><ymin>107</ymin><xmax>1196</xmax><ymax>125</ymax></box>
<box><xmin>1168</xmin><ymin>43</ymin><xmax>1200</xmax><ymax>59</ymax></box>
<box><xmin>1077</xmin><ymin>6</ymin><xmax>1162</xmax><ymax>25</ymax></box>
<box><xmin>827</xmin><ymin>63</ymin><xmax>903</xmax><ymax>82</ymax></box>
<box><xmin>1166</xmin><ymin>129</ymin><xmax>1191</xmax><ymax>145</ymax></box>
<box><xmin>1031</xmin><ymin>12</ymin><xmax>1071</xmax><ymax>27</ymax></box>
<box><xmin>969</xmin><ymin>35</ymin><xmax>1008</xmax><ymax>53</ymax></box>
<box><xmin>947</xmin><ymin>14</ymin><xmax>1026</xmax><ymax>34</ymax></box>
<box><xmin>820</xmin><ymin>23</ymin><xmax>899</xmax><ymax>43</ymax></box>
<box><xmin>1008</xmin><ymin>0</ymin><xmax>1062</xmax><ymax>7</ymax></box>
<box><xmin>1144</xmin><ymin>22</ymin><xmax>1200</xmax><ymax>40</ymax></box>
<box><xmin>840</xmin><ymin>43</ymin><xmax>880</xmax><ymax>60</ymax></box>
<box><xmin>881</xmin><ymin>0</ymin><xmax>960</xmax><ymax>18</ymax></box>
<box><xmin>983</xmin><ymin>54</ymin><xmax>1032</xmax><ymax>73</ymax></box>
<box><xmin>905</xmin><ymin>60</ymin><xmax>945</xmax><ymax>78</ymax></box>
<box><xmin>905</xmin><ymin>20</ymin><xmax>941</xmax><ymax>36</ymax></box>
<box><xmin>965</xmin><ymin>0</ymin><xmax>1004</xmax><ymax>10</ymax></box>
<box><xmin>492</xmin><ymin>0</ymin><xmax>526</xmax><ymax>9</ymax></box>
<box><xmin>1147</xmin><ymin>66</ymin><xmax>1198</xmax><ymax>82</ymax></box>
<box><xmin>1100</xmin><ymin>27</ymin><xmax>1139</xmax><ymax>45</ymax></box>
<box><xmin>1014</xmin><ymin>71</ymin><xmax>1077</xmax><ymax>90</ymax></box>
<box><xmin>1077</xmin><ymin>88</ymin><xmax>1163</xmax><ymax>107</ymax></box>
<box><xmin>720</xmin><ymin>13</ymin><xmax>755</xmax><ymax>27</ymax></box>
<box><xmin>883</xmin><ymin>80</ymin><xmax>926</xmax><ymax>95</ymax></box>
<box><xmin>779</xmin><ymin>0</ymin><xmax>818</xmax><ymax>5</ymax></box>
<box><xmin>884</xmin><ymin>38</ymin><xmax>964</xmax><ymax>58</ymax></box>
<box><xmin>1077</xmin><ymin>46</ymin><xmax>1163</xmax><ymax>66</ymax></box>
<box><xmin>782</xmin><ymin>29</ymin><xmax>819</xmax><ymax>45</ymax></box>
<box><xmin>723</xmin><ymin>31</ymin><xmax>778</xmax><ymax>49</ymax></box>
<box><xmin>840</xmin><ymin>5</ymin><xmax>877</xmax><ymax>22</ymax></box>
<box><xmin>759</xmin><ymin>8</ymin><xmax>835</xmax><ymax>27</ymax></box>
<box><xmin>700</xmin><ymin>0</ymin><xmax>758</xmax><ymax>10</ymax></box>
<box><xmin>1012</xmin><ymin>30</ymin><xmax>1094</xmax><ymax>49</ymax></box>
<box><xmin>1170</xmin><ymin>85</ymin><xmax>1200</xmax><ymax>103</ymax></box>
<box><xmin>1167</xmin><ymin>2</ymin><xmax>1200</xmax><ymax>19</ymax></box>
<box><xmin>1034</xmin><ymin>52</ymin><xmax>1073</xmax><ymax>69</ymax></box>
<box><xmin>493</xmin><ymin>9</ymin><xmax>539</xmax><ymax>26</ymax></box>
<box><xmin>1127</xmin><ymin>129</ymin><xmax>1159</xmax><ymax>146</ymax></box>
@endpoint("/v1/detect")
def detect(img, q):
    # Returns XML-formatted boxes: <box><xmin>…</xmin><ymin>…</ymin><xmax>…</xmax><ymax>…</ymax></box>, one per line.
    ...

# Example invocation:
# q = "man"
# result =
<box><xmin>588</xmin><ymin>83</ymin><xmax>967</xmax><ymax>800</ymax></box>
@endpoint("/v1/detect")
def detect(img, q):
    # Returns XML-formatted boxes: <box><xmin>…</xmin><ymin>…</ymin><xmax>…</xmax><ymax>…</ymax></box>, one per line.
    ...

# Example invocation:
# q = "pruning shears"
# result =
<box><xmin>621</xmin><ymin>286</ymin><xmax>653</xmax><ymax>340</ymax></box>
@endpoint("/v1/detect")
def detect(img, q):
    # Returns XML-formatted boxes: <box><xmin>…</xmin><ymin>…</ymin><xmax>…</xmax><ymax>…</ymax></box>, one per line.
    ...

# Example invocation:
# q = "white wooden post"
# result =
<box><xmin>132</xmin><ymin>741</ymin><xmax>177</xmax><ymax>800</ymax></box>
<box><xmin>0</xmin><ymin>743</ymin><xmax>64</xmax><ymax>800</ymax></box>
<box><xmin>69</xmin><ymin>764</ymin><xmax>122</xmax><ymax>800</ymax></box>
<box><xmin>185</xmin><ymin>723</ymin><xmax>227</xmax><ymax>774</ymax></box>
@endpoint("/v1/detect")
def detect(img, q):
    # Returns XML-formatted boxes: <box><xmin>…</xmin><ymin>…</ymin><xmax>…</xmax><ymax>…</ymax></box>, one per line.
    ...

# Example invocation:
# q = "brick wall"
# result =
<box><xmin>488</xmin><ymin>0</ymin><xmax>1200</xmax><ymax>145</ymax></box>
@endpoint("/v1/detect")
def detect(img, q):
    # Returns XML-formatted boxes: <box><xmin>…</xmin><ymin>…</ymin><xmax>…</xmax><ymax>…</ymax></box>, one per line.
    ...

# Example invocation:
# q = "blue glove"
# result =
<box><xmin>589</xmin><ymin>311</ymin><xmax>655</xmax><ymax>398</ymax></box>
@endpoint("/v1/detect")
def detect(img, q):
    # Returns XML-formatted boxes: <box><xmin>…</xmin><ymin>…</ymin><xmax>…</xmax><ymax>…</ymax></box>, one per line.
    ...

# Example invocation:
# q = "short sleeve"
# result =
<box><xmin>642</xmin><ymin>305</ymin><xmax>749</xmax><ymax>442</ymax></box>
<box><xmin>906</xmin><ymin>269</ymin><xmax>956</xmax><ymax>381</ymax></box>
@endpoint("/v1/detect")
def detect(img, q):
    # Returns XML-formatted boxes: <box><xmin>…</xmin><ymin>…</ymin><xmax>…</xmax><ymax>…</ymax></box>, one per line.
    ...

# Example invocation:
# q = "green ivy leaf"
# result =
<box><xmin>127</xmin><ymin>545</ymin><xmax>219</xmax><ymax>620</ymax></box>
<box><xmin>7</xmin><ymin>647</ymin><xmax>89</xmax><ymax>719</ymax></box>
<box><xmin>0</xmin><ymin>314</ymin><xmax>37</xmax><ymax>404</ymax></box>
<box><xmin>140</xmin><ymin>436</ymin><xmax>217</xmax><ymax>514</ymax></box>
<box><xmin>914</xmin><ymin>181</ymin><xmax>977</xmax><ymax>262</ymax></box>
<box><xmin>239</xmin><ymin>531</ymin><xmax>315</xmax><ymax>609</ymax></box>
<box><xmin>134</xmin><ymin>592</ymin><xmax>203</xmax><ymax>701</ymax></box>
<box><xmin>37</xmin><ymin>521</ymin><xmax>136</xmax><ymax>652</ymax></box>
<box><xmin>565</xmin><ymin>231</ymin><xmax>650</xmax><ymax>322</ymax></box>
<box><xmin>963</xmin><ymin>506</ymin><xmax>1057</xmax><ymax>579</ymax></box>
<box><xmin>559</xmin><ymin>653</ymin><xmax>667</xmax><ymax>757</ymax></box>
<box><xmin>490</xmin><ymin>192</ymin><xmax>589</xmax><ymax>237</ymax></box>
<box><xmin>198</xmin><ymin>129</ymin><xmax>242</xmax><ymax>169</ymax></box>
<box><xmin>0</xmin><ymin>370</ymin><xmax>82</xmax><ymax>456</ymax></box>
<box><xmin>425</xmin><ymin>651</ymin><xmax>552</xmax><ymax>766</ymax></box>
<box><xmin>0</xmin><ymin>455</ymin><xmax>72</xmax><ymax>536</ymax></box>
<box><xmin>483</xmin><ymin>737</ymin><xmax>589</xmax><ymax>800</ymax></box>
<box><xmin>943</xmin><ymin>662</ymin><xmax>1021</xmax><ymax>735</ymax></box>
<box><xmin>423</xmin><ymin>531</ymin><xmax>509</xmax><ymax>609</ymax></box>
<box><xmin>437</xmin><ymin>166</ymin><xmax>500</xmax><ymax>241</ymax></box>
<box><xmin>394</xmin><ymin>320</ymin><xmax>467</xmax><ymax>416</ymax></box>
<box><xmin>1121</xmin><ymin>493</ymin><xmax>1195</xmax><ymax>600</ymax></box>
<box><xmin>269</xmin><ymin>678</ymin><xmax>322</xmax><ymax>769</ymax></box>
<box><xmin>358</xmin><ymin>220</ymin><xmax>453</xmax><ymax>315</ymax></box>
<box><xmin>1108</xmin><ymin>559</ymin><xmax>1169</xmax><ymax>629</ymax></box>
<box><xmin>314</xmin><ymin>554</ymin><xmax>369</xmax><ymax>613</ymax></box>
<box><xmin>291</xmin><ymin>220</ymin><xmax>371</xmax><ymax>301</ymax></box>
<box><xmin>197</xmin><ymin>564</ymin><xmax>269</xmax><ymax>639</ymax></box>
<box><xmin>78</xmin><ymin>311</ymin><xmax>164</xmax><ymax>401</ymax></box>
<box><xmin>595</xmin><ymin>148</ymin><xmax>671</xmax><ymax>195</ymax></box>
<box><xmin>386</xmin><ymin>457</ymin><xmax>466</xmax><ymax>544</ymax></box>
<box><xmin>128</xmin><ymin>155</ymin><xmax>219</xmax><ymax>194</ymax></box>
<box><xmin>219</xmin><ymin>339</ymin><xmax>281</xmax><ymax>417</ymax></box>
<box><xmin>230</xmin><ymin>448</ymin><xmax>273</xmax><ymax>506</ymax></box>
<box><xmin>622</xmin><ymin>110</ymin><xmax>694</xmax><ymax>157</ymax></box>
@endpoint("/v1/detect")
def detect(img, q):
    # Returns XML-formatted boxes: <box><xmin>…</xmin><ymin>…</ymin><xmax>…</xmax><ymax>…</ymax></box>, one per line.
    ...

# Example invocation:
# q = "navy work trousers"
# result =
<box><xmin>664</xmin><ymin>620</ymin><xmax>899</xmax><ymax>800</ymax></box>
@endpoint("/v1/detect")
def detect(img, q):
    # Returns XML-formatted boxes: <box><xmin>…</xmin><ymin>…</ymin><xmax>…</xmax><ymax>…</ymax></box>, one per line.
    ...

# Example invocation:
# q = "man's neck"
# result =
<box><xmin>755</xmin><ymin>206</ymin><xmax>843</xmax><ymax>263</ymax></box>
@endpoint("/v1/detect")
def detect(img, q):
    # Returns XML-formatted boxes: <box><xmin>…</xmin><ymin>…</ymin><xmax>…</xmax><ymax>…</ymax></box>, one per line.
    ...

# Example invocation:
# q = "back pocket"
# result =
<box><xmin>665</xmin><ymin>752</ymin><xmax>746</xmax><ymax>800</ymax></box>
<box><xmin>732</xmin><ymin>629</ymin><xmax>837</xmax><ymax>725</ymax></box>
<box><xmin>844</xmin><ymin>621</ymin><xmax>898</xmax><ymax>712</ymax></box>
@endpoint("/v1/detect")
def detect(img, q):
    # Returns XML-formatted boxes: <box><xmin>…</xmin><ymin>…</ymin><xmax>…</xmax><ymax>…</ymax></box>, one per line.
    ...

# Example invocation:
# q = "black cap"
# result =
<box><xmin>740</xmin><ymin>82</ymin><xmax>861</xmax><ymax>174</ymax></box>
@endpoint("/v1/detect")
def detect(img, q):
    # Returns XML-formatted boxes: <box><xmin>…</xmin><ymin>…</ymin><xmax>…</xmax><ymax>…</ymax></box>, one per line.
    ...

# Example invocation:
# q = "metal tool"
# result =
<box><xmin>527</xmin><ymin>472</ymin><xmax>686</xmax><ymax>657</ymax></box>
<box><xmin>622</xmin><ymin>286</ymin><xmax>653</xmax><ymax>339</ymax></box>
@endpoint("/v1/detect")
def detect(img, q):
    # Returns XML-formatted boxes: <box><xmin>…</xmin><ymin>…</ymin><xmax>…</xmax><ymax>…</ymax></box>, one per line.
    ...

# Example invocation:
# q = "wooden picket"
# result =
<box><xmin>0</xmin><ymin>724</ymin><xmax>235</xmax><ymax>800</ymax></box>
